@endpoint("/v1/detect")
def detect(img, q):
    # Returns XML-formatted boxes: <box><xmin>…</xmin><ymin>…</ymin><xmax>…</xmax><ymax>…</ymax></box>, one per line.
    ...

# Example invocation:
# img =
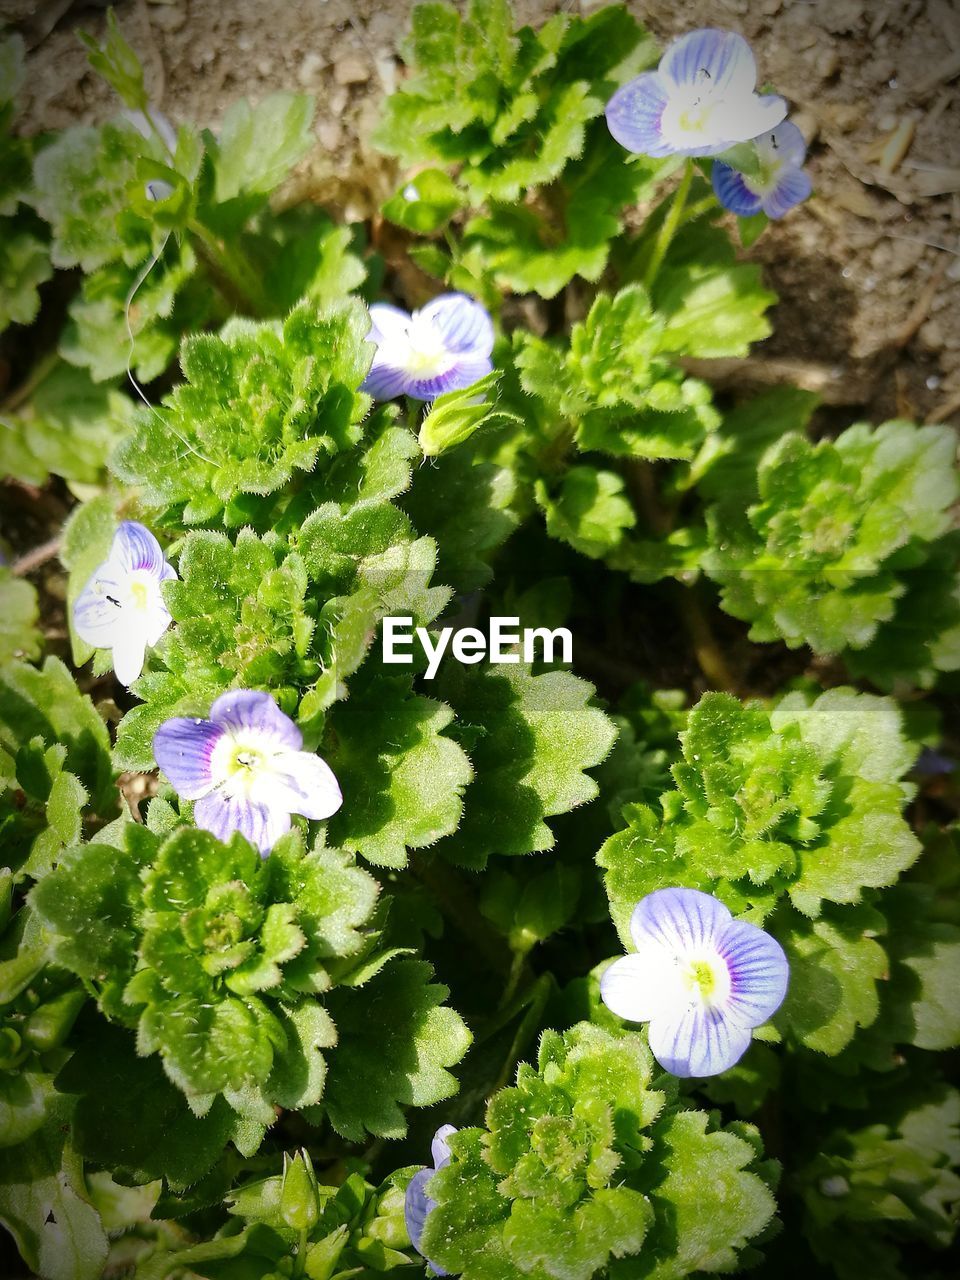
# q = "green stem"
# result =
<box><xmin>188</xmin><ymin>219</ymin><xmax>266</xmax><ymax>316</ymax></box>
<box><xmin>1</xmin><ymin>349</ymin><xmax>60</xmax><ymax>415</ymax></box>
<box><xmin>643</xmin><ymin>158</ymin><xmax>694</xmax><ymax>292</ymax></box>
<box><xmin>492</xmin><ymin>974</ymin><xmax>551</xmax><ymax>1094</ymax></box>
<box><xmin>293</xmin><ymin>1226</ymin><xmax>308</xmax><ymax>1279</ymax></box>
<box><xmin>142</xmin><ymin>104</ymin><xmax>175</xmax><ymax>159</ymax></box>
<box><xmin>677</xmin><ymin>586</ymin><xmax>737</xmax><ymax>692</ymax></box>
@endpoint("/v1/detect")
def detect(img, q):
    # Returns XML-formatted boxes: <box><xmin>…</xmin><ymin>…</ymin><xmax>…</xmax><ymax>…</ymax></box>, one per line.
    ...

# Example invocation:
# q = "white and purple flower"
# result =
<box><xmin>73</xmin><ymin>520</ymin><xmax>177</xmax><ymax>686</ymax></box>
<box><xmin>712</xmin><ymin>120</ymin><xmax>811</xmax><ymax>219</ymax></box>
<box><xmin>600</xmin><ymin>887</ymin><xmax>788</xmax><ymax>1078</ymax></box>
<box><xmin>153</xmin><ymin>690</ymin><xmax>343</xmax><ymax>857</ymax></box>
<box><xmin>362</xmin><ymin>293</ymin><xmax>494</xmax><ymax>402</ymax></box>
<box><xmin>606</xmin><ymin>28</ymin><xmax>786</xmax><ymax>158</ymax></box>
<box><xmin>404</xmin><ymin>1124</ymin><xmax>456</xmax><ymax>1277</ymax></box>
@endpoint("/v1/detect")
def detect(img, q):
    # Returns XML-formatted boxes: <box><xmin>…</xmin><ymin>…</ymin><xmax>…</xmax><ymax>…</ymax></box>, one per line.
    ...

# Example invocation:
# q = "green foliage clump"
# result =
<box><xmin>704</xmin><ymin>422</ymin><xmax>960</xmax><ymax>686</ymax></box>
<box><xmin>423</xmin><ymin>1022</ymin><xmax>776</xmax><ymax>1279</ymax></box>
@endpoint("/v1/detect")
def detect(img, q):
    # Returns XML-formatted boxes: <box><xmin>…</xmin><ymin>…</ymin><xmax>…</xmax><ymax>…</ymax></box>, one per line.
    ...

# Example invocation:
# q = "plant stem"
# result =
<box><xmin>677</xmin><ymin>587</ymin><xmax>737</xmax><ymax>692</ymax></box>
<box><xmin>492</xmin><ymin>974</ymin><xmax>551</xmax><ymax>1094</ymax></box>
<box><xmin>644</xmin><ymin>158</ymin><xmax>694</xmax><ymax>292</ymax></box>
<box><xmin>2</xmin><ymin>349</ymin><xmax>60</xmax><ymax>416</ymax></box>
<box><xmin>412</xmin><ymin>856</ymin><xmax>511</xmax><ymax>977</ymax></box>
<box><xmin>188</xmin><ymin>219</ymin><xmax>266</xmax><ymax>316</ymax></box>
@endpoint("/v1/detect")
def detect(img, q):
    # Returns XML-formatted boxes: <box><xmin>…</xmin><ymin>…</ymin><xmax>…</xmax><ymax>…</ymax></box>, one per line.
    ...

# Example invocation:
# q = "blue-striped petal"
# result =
<box><xmin>208</xmin><ymin>689</ymin><xmax>302</xmax><ymax>751</ymax></box>
<box><xmin>109</xmin><ymin>521</ymin><xmax>168</xmax><ymax>576</ymax></box>
<box><xmin>606</xmin><ymin>72</ymin><xmax>671</xmax><ymax>156</ymax></box>
<box><xmin>763</xmin><ymin>166</ymin><xmax>812</xmax><ymax>219</ymax></box>
<box><xmin>629</xmin><ymin>886</ymin><xmax>732</xmax><ymax>955</ymax></box>
<box><xmin>193</xmin><ymin>786</ymin><xmax>291</xmax><ymax>855</ymax></box>
<box><xmin>760</xmin><ymin>119</ymin><xmax>807</xmax><ymax>168</ymax></box>
<box><xmin>419</xmin><ymin>294</ymin><xmax>494</xmax><ymax>356</ymax></box>
<box><xmin>717</xmin><ymin>917</ymin><xmax>789</xmax><ymax>1026</ymax></box>
<box><xmin>660</xmin><ymin>28</ymin><xmax>756</xmax><ymax>94</ymax></box>
<box><xmin>431</xmin><ymin>1124</ymin><xmax>457</xmax><ymax>1169</ymax></box>
<box><xmin>648</xmin><ymin>1004</ymin><xmax>752</xmax><ymax>1078</ymax></box>
<box><xmin>153</xmin><ymin>717</ymin><xmax>224</xmax><ymax>800</ymax></box>
<box><xmin>712</xmin><ymin>162</ymin><xmax>762</xmax><ymax>215</ymax></box>
<box><xmin>404</xmin><ymin>1167</ymin><xmax>433</xmax><ymax>1254</ymax></box>
<box><xmin>405</xmin><ymin>354</ymin><xmax>493</xmax><ymax>401</ymax></box>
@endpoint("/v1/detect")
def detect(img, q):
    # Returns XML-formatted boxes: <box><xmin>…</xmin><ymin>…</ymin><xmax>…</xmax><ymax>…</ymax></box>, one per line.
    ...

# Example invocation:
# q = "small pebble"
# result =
<box><xmin>334</xmin><ymin>55</ymin><xmax>371</xmax><ymax>86</ymax></box>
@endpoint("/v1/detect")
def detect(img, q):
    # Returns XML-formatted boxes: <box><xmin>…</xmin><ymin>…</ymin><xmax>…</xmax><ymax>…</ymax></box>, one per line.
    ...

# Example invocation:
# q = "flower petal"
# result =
<box><xmin>605</xmin><ymin>72</ymin><xmax>672</xmax><ymax>156</ymax></box>
<box><xmin>431</xmin><ymin>1124</ymin><xmax>457</xmax><ymax>1170</ymax></box>
<box><xmin>193</xmin><ymin>787</ymin><xmax>291</xmax><ymax>856</ymax></box>
<box><xmin>368</xmin><ymin>302</ymin><xmax>412</xmax><ymax>348</ymax></box>
<box><xmin>362</xmin><ymin>361</ymin><xmax>417</xmax><ymax>401</ymax></box>
<box><xmin>208</xmin><ymin>689</ymin><xmax>302</xmax><ymax>751</ymax></box>
<box><xmin>660</xmin><ymin>29</ymin><xmax>756</xmax><ymax>95</ymax></box>
<box><xmin>404</xmin><ymin>1167</ymin><xmax>434</xmax><ymax>1254</ymax></box>
<box><xmin>73</xmin><ymin>571</ymin><xmax>126</xmax><ymax>644</ymax></box>
<box><xmin>252</xmin><ymin>750</ymin><xmax>343</xmax><ymax>821</ymax></box>
<box><xmin>760</xmin><ymin>119</ymin><xmax>807</xmax><ymax>168</ymax></box>
<box><xmin>419</xmin><ymin>294</ymin><xmax>494</xmax><ymax>356</ymax></box>
<box><xmin>108</xmin><ymin>521</ymin><xmax>169</xmax><ymax>577</ymax></box>
<box><xmin>112</xmin><ymin>629</ymin><xmax>148</xmax><ymax>686</ymax></box>
<box><xmin>405</xmin><ymin>356</ymin><xmax>493</xmax><ymax>402</ymax></box>
<box><xmin>712</xmin><ymin>162</ymin><xmax>762</xmax><ymax>216</ymax></box>
<box><xmin>716</xmin><ymin>918</ymin><xmax>789</xmax><ymax>1026</ymax></box>
<box><xmin>711</xmin><ymin>92</ymin><xmax>787</xmax><ymax>148</ymax></box>
<box><xmin>762</xmin><ymin>166</ymin><xmax>812</xmax><ymax>219</ymax></box>
<box><xmin>629</xmin><ymin>887</ymin><xmax>732</xmax><ymax>957</ymax></box>
<box><xmin>154</xmin><ymin>717</ymin><xmax>225</xmax><ymax>800</ymax></box>
<box><xmin>648</xmin><ymin>1004</ymin><xmax>752</xmax><ymax>1077</ymax></box>
<box><xmin>600</xmin><ymin>950</ymin><xmax>685</xmax><ymax>1024</ymax></box>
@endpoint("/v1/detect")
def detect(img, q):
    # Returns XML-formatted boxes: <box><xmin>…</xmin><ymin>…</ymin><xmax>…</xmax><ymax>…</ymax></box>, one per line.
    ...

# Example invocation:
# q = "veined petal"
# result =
<box><xmin>112</xmin><ymin>629</ymin><xmax>147</xmax><ymax>686</ymax></box>
<box><xmin>209</xmin><ymin>689</ymin><xmax>302</xmax><ymax>751</ymax></box>
<box><xmin>362</xmin><ymin>361</ymin><xmax>418</xmax><ymax>401</ymax></box>
<box><xmin>108</xmin><ymin>521</ymin><xmax>169</xmax><ymax>577</ymax></box>
<box><xmin>252</xmin><ymin>749</ymin><xmax>343</xmax><ymax>821</ymax></box>
<box><xmin>405</xmin><ymin>355</ymin><xmax>493</xmax><ymax>402</ymax></box>
<box><xmin>73</xmin><ymin>572</ymin><xmax>126</xmax><ymax>644</ymax></box>
<box><xmin>419</xmin><ymin>293</ymin><xmax>494</xmax><ymax>356</ymax></box>
<box><xmin>661</xmin><ymin>29</ymin><xmax>757</xmax><ymax>95</ymax></box>
<box><xmin>600</xmin><ymin>949</ymin><xmax>685</xmax><ymax>1023</ymax></box>
<box><xmin>759</xmin><ymin>119</ymin><xmax>807</xmax><ymax>168</ymax></box>
<box><xmin>193</xmin><ymin>786</ymin><xmax>291</xmax><ymax>856</ymax></box>
<box><xmin>648</xmin><ymin>1004</ymin><xmax>752</xmax><ymax>1077</ymax></box>
<box><xmin>154</xmin><ymin>717</ymin><xmax>225</xmax><ymax>799</ymax></box>
<box><xmin>717</xmin><ymin>918</ymin><xmax>789</xmax><ymax>1026</ymax></box>
<box><xmin>629</xmin><ymin>886</ymin><xmax>732</xmax><ymax>956</ymax></box>
<box><xmin>432</xmin><ymin>1124</ymin><xmax>457</xmax><ymax>1169</ymax></box>
<box><xmin>143</xmin><ymin>595</ymin><xmax>174</xmax><ymax>647</ymax></box>
<box><xmin>763</xmin><ymin>166</ymin><xmax>812</xmax><ymax>219</ymax></box>
<box><xmin>404</xmin><ymin>1167</ymin><xmax>434</xmax><ymax>1254</ymax></box>
<box><xmin>606</xmin><ymin>72</ymin><xmax>672</xmax><ymax>156</ymax></box>
<box><xmin>712</xmin><ymin>162</ymin><xmax>762</xmax><ymax>216</ymax></box>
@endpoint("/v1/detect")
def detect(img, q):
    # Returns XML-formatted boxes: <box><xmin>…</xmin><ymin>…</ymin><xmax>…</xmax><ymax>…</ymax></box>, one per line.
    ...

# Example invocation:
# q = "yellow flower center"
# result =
<box><xmin>130</xmin><ymin>580</ymin><xmax>150</xmax><ymax>610</ymax></box>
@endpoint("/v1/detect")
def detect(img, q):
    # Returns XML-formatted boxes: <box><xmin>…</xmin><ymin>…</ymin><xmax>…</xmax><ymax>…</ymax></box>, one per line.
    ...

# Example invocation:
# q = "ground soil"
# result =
<box><xmin>7</xmin><ymin>0</ymin><xmax>960</xmax><ymax>428</ymax></box>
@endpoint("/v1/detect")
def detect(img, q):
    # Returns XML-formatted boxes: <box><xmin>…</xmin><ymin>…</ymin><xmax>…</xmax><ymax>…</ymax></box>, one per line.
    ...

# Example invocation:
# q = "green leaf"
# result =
<box><xmin>535</xmin><ymin>467</ymin><xmax>636</xmax><ymax>559</ymax></box>
<box><xmin>322</xmin><ymin>957</ymin><xmax>470</xmax><ymax>1140</ymax></box>
<box><xmin>419</xmin><ymin>372</ymin><xmax>520</xmax><ymax>457</ymax></box>
<box><xmin>111</xmin><ymin>300</ymin><xmax>373</xmax><ymax>522</ymax></box>
<box><xmin>436</xmin><ymin>662</ymin><xmax>616</xmax><ymax>868</ymax></box>
<box><xmin>0</xmin><ymin>217</ymin><xmax>52</xmax><ymax>334</ymax></box>
<box><xmin>326</xmin><ymin>670</ymin><xmax>473</xmax><ymax>869</ymax></box>
<box><xmin>776</xmin><ymin>903</ymin><xmax>888</xmax><ymax>1054</ymax></box>
<box><xmin>382</xmin><ymin>168</ymin><xmax>465</xmax><ymax>234</ymax></box>
<box><xmin>0</xmin><ymin>1100</ymin><xmax>108</xmax><ymax>1280</ymax></box>
<box><xmin>704</xmin><ymin>421</ymin><xmax>960</xmax><ymax>671</ymax></box>
<box><xmin>654</xmin><ymin>221</ymin><xmax>775</xmax><ymax>358</ymax></box>
<box><xmin>209</xmin><ymin>92</ymin><xmax>315</xmax><ymax>205</ymax></box>
<box><xmin>0</xmin><ymin>568</ymin><xmax>40</xmax><ymax>664</ymax></box>
<box><xmin>55</xmin><ymin>1011</ymin><xmax>235</xmax><ymax>1191</ymax></box>
<box><xmin>79</xmin><ymin>9</ymin><xmax>147</xmax><ymax>110</ymax></box>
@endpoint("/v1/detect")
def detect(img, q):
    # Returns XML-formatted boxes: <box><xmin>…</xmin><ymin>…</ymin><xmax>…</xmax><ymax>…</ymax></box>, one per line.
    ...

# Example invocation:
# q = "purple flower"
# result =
<box><xmin>606</xmin><ymin>28</ymin><xmax>786</xmax><ymax>158</ymax></box>
<box><xmin>404</xmin><ymin>1124</ymin><xmax>456</xmax><ymax>1276</ymax></box>
<box><xmin>73</xmin><ymin>521</ymin><xmax>177</xmax><ymax>686</ymax></box>
<box><xmin>362</xmin><ymin>293</ymin><xmax>494</xmax><ymax>402</ymax></box>
<box><xmin>600</xmin><ymin>887</ymin><xmax>788</xmax><ymax>1078</ymax></box>
<box><xmin>153</xmin><ymin>690</ymin><xmax>343</xmax><ymax>857</ymax></box>
<box><xmin>712</xmin><ymin>120</ymin><xmax>812</xmax><ymax>219</ymax></box>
